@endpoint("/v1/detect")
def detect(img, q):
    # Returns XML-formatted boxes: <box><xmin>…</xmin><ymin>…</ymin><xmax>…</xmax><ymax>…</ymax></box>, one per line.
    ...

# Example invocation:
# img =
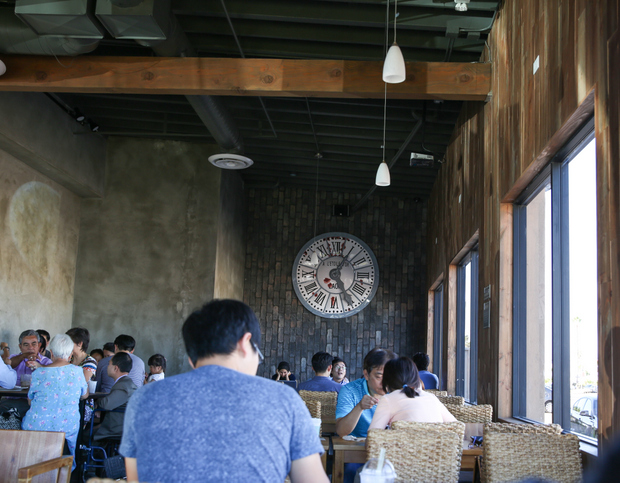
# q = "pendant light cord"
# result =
<box><xmin>382</xmin><ymin>0</ymin><xmax>389</xmax><ymax>162</ymax></box>
<box><xmin>393</xmin><ymin>0</ymin><xmax>398</xmax><ymax>44</ymax></box>
<box><xmin>383</xmin><ymin>83</ymin><xmax>387</xmax><ymax>161</ymax></box>
<box><xmin>313</xmin><ymin>153</ymin><xmax>319</xmax><ymax>242</ymax></box>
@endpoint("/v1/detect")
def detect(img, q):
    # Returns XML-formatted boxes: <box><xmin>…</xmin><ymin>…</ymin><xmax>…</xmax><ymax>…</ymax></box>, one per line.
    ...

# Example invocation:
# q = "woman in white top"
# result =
<box><xmin>368</xmin><ymin>356</ymin><xmax>456</xmax><ymax>430</ymax></box>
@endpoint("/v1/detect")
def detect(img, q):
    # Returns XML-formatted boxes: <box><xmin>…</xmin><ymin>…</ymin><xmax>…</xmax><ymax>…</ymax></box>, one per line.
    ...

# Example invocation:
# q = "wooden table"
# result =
<box><xmin>0</xmin><ymin>387</ymin><xmax>29</xmax><ymax>398</ymax></box>
<box><xmin>322</xmin><ymin>423</ymin><xmax>485</xmax><ymax>483</ymax></box>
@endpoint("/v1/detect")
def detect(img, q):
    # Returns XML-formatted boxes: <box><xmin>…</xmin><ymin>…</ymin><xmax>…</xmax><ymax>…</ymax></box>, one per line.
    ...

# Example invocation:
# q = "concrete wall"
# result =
<box><xmin>214</xmin><ymin>170</ymin><xmax>246</xmax><ymax>299</ymax></box>
<box><xmin>0</xmin><ymin>150</ymin><xmax>81</xmax><ymax>347</ymax></box>
<box><xmin>72</xmin><ymin>138</ymin><xmax>228</xmax><ymax>376</ymax></box>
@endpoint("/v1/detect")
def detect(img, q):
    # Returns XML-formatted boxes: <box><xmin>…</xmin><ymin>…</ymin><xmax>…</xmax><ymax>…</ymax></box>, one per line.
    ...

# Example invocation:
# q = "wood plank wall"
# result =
<box><xmin>426</xmin><ymin>0</ymin><xmax>620</xmax><ymax>448</ymax></box>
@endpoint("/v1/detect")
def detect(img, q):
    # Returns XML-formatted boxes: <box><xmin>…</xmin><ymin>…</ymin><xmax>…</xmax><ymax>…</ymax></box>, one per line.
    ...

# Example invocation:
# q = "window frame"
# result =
<box><xmin>433</xmin><ymin>283</ymin><xmax>444</xmax><ymax>390</ymax></box>
<box><xmin>512</xmin><ymin>118</ymin><xmax>596</xmax><ymax>438</ymax></box>
<box><xmin>456</xmin><ymin>248</ymin><xmax>479</xmax><ymax>403</ymax></box>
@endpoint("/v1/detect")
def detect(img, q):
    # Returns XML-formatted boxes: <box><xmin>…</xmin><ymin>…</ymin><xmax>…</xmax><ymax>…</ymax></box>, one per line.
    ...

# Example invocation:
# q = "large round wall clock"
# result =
<box><xmin>292</xmin><ymin>232</ymin><xmax>379</xmax><ymax>318</ymax></box>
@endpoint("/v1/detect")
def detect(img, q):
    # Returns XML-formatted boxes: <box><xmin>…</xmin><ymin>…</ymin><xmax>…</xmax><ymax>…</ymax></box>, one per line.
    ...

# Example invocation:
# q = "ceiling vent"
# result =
<box><xmin>208</xmin><ymin>154</ymin><xmax>254</xmax><ymax>170</ymax></box>
<box><xmin>15</xmin><ymin>0</ymin><xmax>105</xmax><ymax>38</ymax></box>
<box><xmin>95</xmin><ymin>0</ymin><xmax>170</xmax><ymax>40</ymax></box>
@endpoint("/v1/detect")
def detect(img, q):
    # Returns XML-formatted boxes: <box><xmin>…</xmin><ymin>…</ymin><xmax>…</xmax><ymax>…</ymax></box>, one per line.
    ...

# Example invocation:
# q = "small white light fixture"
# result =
<box><xmin>382</xmin><ymin>0</ymin><xmax>406</xmax><ymax>84</ymax></box>
<box><xmin>375</xmin><ymin>83</ymin><xmax>391</xmax><ymax>187</ymax></box>
<box><xmin>375</xmin><ymin>160</ymin><xmax>391</xmax><ymax>186</ymax></box>
<box><xmin>455</xmin><ymin>0</ymin><xmax>469</xmax><ymax>12</ymax></box>
<box><xmin>0</xmin><ymin>59</ymin><xmax>7</xmax><ymax>77</ymax></box>
<box><xmin>208</xmin><ymin>153</ymin><xmax>254</xmax><ymax>170</ymax></box>
<box><xmin>310</xmin><ymin>251</ymin><xmax>319</xmax><ymax>267</ymax></box>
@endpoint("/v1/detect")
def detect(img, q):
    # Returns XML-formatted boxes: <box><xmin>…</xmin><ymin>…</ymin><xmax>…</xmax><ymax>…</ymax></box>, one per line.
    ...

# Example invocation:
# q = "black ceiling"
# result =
<box><xmin>51</xmin><ymin>0</ymin><xmax>500</xmax><ymax>199</ymax></box>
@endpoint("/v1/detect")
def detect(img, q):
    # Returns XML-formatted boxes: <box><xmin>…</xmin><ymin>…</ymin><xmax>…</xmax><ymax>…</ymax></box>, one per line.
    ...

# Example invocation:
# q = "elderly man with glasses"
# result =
<box><xmin>120</xmin><ymin>299</ymin><xmax>328</xmax><ymax>483</ymax></box>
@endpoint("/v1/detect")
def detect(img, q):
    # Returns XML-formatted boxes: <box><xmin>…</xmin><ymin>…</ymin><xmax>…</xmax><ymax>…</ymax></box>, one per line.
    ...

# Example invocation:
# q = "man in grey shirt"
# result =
<box><xmin>95</xmin><ymin>334</ymin><xmax>145</xmax><ymax>392</ymax></box>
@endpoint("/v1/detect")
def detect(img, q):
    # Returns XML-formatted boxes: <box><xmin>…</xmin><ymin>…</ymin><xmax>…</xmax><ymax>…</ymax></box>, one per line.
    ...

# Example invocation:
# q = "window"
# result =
<box><xmin>456</xmin><ymin>249</ymin><xmax>478</xmax><ymax>403</ymax></box>
<box><xmin>433</xmin><ymin>284</ymin><xmax>444</xmax><ymax>390</ymax></box>
<box><xmin>513</xmin><ymin>120</ymin><xmax>598</xmax><ymax>441</ymax></box>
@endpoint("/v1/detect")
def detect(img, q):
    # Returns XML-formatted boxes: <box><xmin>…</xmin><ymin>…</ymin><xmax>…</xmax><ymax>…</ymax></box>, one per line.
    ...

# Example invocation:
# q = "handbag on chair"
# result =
<box><xmin>0</xmin><ymin>408</ymin><xmax>22</xmax><ymax>430</ymax></box>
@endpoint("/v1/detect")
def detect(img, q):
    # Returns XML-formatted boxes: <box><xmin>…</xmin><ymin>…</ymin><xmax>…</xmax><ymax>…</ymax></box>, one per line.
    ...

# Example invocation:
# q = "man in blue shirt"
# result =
<box><xmin>298</xmin><ymin>352</ymin><xmax>342</xmax><ymax>393</ymax></box>
<box><xmin>335</xmin><ymin>348</ymin><xmax>397</xmax><ymax>438</ymax></box>
<box><xmin>120</xmin><ymin>300</ymin><xmax>328</xmax><ymax>483</ymax></box>
<box><xmin>413</xmin><ymin>352</ymin><xmax>439</xmax><ymax>390</ymax></box>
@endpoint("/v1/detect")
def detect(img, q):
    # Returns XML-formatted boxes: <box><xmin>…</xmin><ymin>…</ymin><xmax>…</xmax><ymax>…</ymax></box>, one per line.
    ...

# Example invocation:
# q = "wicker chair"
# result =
<box><xmin>436</xmin><ymin>395</ymin><xmax>464</xmax><ymax>406</ymax></box>
<box><xmin>477</xmin><ymin>422</ymin><xmax>563</xmax><ymax>482</ymax></box>
<box><xmin>483</xmin><ymin>432</ymin><xmax>582</xmax><ymax>483</ymax></box>
<box><xmin>299</xmin><ymin>390</ymin><xmax>338</xmax><ymax>419</ymax></box>
<box><xmin>426</xmin><ymin>389</ymin><xmax>448</xmax><ymax>396</ymax></box>
<box><xmin>302</xmin><ymin>400</ymin><xmax>322</xmax><ymax>435</ymax></box>
<box><xmin>446</xmin><ymin>404</ymin><xmax>493</xmax><ymax>423</ymax></box>
<box><xmin>367</xmin><ymin>427</ymin><xmax>463</xmax><ymax>483</ymax></box>
<box><xmin>391</xmin><ymin>420</ymin><xmax>466</xmax><ymax>441</ymax></box>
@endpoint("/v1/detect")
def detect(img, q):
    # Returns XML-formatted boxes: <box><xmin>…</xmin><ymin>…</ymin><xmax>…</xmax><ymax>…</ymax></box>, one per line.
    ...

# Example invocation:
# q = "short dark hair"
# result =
<box><xmin>277</xmin><ymin>361</ymin><xmax>291</xmax><ymax>372</ymax></box>
<box><xmin>148</xmin><ymin>353</ymin><xmax>167</xmax><ymax>372</ymax></box>
<box><xmin>382</xmin><ymin>357</ymin><xmax>421</xmax><ymax>399</ymax></box>
<box><xmin>182</xmin><ymin>299</ymin><xmax>261</xmax><ymax>365</ymax></box>
<box><xmin>90</xmin><ymin>348</ymin><xmax>104</xmax><ymax>358</ymax></box>
<box><xmin>19</xmin><ymin>330</ymin><xmax>40</xmax><ymax>344</ymax></box>
<box><xmin>103</xmin><ymin>342</ymin><xmax>115</xmax><ymax>353</ymax></box>
<box><xmin>66</xmin><ymin>327</ymin><xmax>90</xmax><ymax>353</ymax></box>
<box><xmin>363</xmin><ymin>348</ymin><xmax>397</xmax><ymax>373</ymax></box>
<box><xmin>36</xmin><ymin>329</ymin><xmax>51</xmax><ymax>341</ymax></box>
<box><xmin>111</xmin><ymin>351</ymin><xmax>133</xmax><ymax>373</ymax></box>
<box><xmin>412</xmin><ymin>352</ymin><xmax>430</xmax><ymax>371</ymax></box>
<box><xmin>114</xmin><ymin>334</ymin><xmax>136</xmax><ymax>352</ymax></box>
<box><xmin>311</xmin><ymin>351</ymin><xmax>334</xmax><ymax>373</ymax></box>
<box><xmin>331</xmin><ymin>357</ymin><xmax>346</xmax><ymax>368</ymax></box>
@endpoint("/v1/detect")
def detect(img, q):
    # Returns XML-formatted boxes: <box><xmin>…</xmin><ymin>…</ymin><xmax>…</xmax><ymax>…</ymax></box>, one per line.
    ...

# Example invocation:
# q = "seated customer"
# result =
<box><xmin>330</xmin><ymin>357</ymin><xmax>349</xmax><ymax>385</ymax></box>
<box><xmin>335</xmin><ymin>348</ymin><xmax>396</xmax><ymax>438</ymax></box>
<box><xmin>120</xmin><ymin>299</ymin><xmax>327</xmax><ymax>482</ymax></box>
<box><xmin>271</xmin><ymin>361</ymin><xmax>296</xmax><ymax>381</ymax></box>
<box><xmin>368</xmin><ymin>357</ymin><xmax>456</xmax><ymax>430</ymax></box>
<box><xmin>298</xmin><ymin>352</ymin><xmax>342</xmax><ymax>393</ymax></box>
<box><xmin>8</xmin><ymin>330</ymin><xmax>52</xmax><ymax>385</ymax></box>
<box><xmin>95</xmin><ymin>334</ymin><xmax>145</xmax><ymax>393</ymax></box>
<box><xmin>0</xmin><ymin>342</ymin><xmax>17</xmax><ymax>389</ymax></box>
<box><xmin>412</xmin><ymin>352</ymin><xmax>439</xmax><ymax>390</ymax></box>
<box><xmin>93</xmin><ymin>352</ymin><xmax>137</xmax><ymax>441</ymax></box>
<box><xmin>22</xmin><ymin>334</ymin><xmax>88</xmax><ymax>468</ymax></box>
<box><xmin>103</xmin><ymin>342</ymin><xmax>115</xmax><ymax>358</ymax></box>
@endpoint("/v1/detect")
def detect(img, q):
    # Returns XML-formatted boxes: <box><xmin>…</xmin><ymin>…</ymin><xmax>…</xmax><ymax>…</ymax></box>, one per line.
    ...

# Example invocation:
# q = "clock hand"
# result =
<box><xmin>329</xmin><ymin>268</ymin><xmax>353</xmax><ymax>305</ymax></box>
<box><xmin>336</xmin><ymin>246</ymin><xmax>354</xmax><ymax>270</ymax></box>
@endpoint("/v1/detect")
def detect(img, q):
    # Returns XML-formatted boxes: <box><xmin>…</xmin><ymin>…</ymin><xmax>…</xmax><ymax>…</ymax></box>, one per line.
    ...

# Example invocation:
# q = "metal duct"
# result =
<box><xmin>137</xmin><ymin>13</ymin><xmax>244</xmax><ymax>154</ymax></box>
<box><xmin>0</xmin><ymin>12</ymin><xmax>99</xmax><ymax>55</ymax></box>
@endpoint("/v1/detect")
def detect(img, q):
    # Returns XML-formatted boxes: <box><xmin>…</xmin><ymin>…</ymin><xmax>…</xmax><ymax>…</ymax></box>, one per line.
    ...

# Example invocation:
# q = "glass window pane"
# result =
<box><xmin>524</xmin><ymin>183</ymin><xmax>553</xmax><ymax>423</ymax></box>
<box><xmin>463</xmin><ymin>261</ymin><xmax>471</xmax><ymax>402</ymax></box>
<box><xmin>568</xmin><ymin>138</ymin><xmax>598</xmax><ymax>439</ymax></box>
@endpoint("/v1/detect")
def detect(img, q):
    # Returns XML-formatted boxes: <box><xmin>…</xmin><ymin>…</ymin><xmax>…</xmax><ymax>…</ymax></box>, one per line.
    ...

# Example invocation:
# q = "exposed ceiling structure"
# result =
<box><xmin>0</xmin><ymin>0</ymin><xmax>500</xmax><ymax>199</ymax></box>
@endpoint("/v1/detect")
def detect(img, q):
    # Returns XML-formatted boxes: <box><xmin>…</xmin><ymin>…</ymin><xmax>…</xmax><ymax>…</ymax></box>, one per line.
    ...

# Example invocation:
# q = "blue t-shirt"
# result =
<box><xmin>298</xmin><ymin>375</ymin><xmax>342</xmax><ymax>393</ymax></box>
<box><xmin>419</xmin><ymin>370</ymin><xmax>439</xmax><ymax>390</ymax></box>
<box><xmin>335</xmin><ymin>377</ymin><xmax>377</xmax><ymax>438</ymax></box>
<box><xmin>120</xmin><ymin>365</ymin><xmax>323</xmax><ymax>482</ymax></box>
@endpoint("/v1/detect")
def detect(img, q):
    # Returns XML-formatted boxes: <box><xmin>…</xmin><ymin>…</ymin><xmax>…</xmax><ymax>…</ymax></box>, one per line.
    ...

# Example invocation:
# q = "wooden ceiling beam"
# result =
<box><xmin>0</xmin><ymin>56</ymin><xmax>491</xmax><ymax>101</ymax></box>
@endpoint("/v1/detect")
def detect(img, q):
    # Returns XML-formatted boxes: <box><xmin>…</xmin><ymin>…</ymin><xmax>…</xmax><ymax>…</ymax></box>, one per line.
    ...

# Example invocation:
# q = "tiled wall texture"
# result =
<box><xmin>244</xmin><ymin>188</ymin><xmax>427</xmax><ymax>382</ymax></box>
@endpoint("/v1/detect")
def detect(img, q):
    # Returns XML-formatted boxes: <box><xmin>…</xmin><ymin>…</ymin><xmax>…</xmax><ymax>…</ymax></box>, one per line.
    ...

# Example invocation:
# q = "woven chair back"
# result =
<box><xmin>391</xmin><ymin>420</ymin><xmax>466</xmax><ymax>441</ymax></box>
<box><xmin>436</xmin><ymin>395</ymin><xmax>464</xmax><ymax>406</ymax></box>
<box><xmin>483</xmin><ymin>432</ymin><xmax>582</xmax><ymax>483</ymax></box>
<box><xmin>446</xmin><ymin>404</ymin><xmax>493</xmax><ymax>423</ymax></box>
<box><xmin>303</xmin><ymin>400</ymin><xmax>321</xmax><ymax>419</ymax></box>
<box><xmin>299</xmin><ymin>390</ymin><xmax>338</xmax><ymax>419</ymax></box>
<box><xmin>366</xmin><ymin>427</ymin><xmax>463</xmax><ymax>483</ymax></box>
<box><xmin>425</xmin><ymin>389</ymin><xmax>448</xmax><ymax>396</ymax></box>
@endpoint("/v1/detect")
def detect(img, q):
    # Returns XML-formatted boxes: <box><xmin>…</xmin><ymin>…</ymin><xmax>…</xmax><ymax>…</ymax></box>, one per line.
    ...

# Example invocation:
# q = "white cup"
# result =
<box><xmin>21</xmin><ymin>374</ymin><xmax>32</xmax><ymax>388</ymax></box>
<box><xmin>311</xmin><ymin>417</ymin><xmax>322</xmax><ymax>437</ymax></box>
<box><xmin>88</xmin><ymin>380</ymin><xmax>97</xmax><ymax>394</ymax></box>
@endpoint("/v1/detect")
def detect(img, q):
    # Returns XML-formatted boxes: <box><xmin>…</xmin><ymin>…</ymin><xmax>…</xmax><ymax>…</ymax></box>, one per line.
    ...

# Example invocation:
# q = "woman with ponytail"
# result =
<box><xmin>368</xmin><ymin>356</ymin><xmax>456</xmax><ymax>430</ymax></box>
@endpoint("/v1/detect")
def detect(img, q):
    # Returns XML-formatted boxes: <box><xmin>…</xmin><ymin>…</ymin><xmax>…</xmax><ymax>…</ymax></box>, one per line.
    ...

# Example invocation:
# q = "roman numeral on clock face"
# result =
<box><xmin>304</xmin><ymin>281</ymin><xmax>318</xmax><ymax>294</ymax></box>
<box><xmin>331</xmin><ymin>240</ymin><xmax>342</xmax><ymax>253</ymax></box>
<box><xmin>316</xmin><ymin>245</ymin><xmax>329</xmax><ymax>258</ymax></box>
<box><xmin>330</xmin><ymin>296</ymin><xmax>338</xmax><ymax>309</ymax></box>
<box><xmin>314</xmin><ymin>291</ymin><xmax>326</xmax><ymax>305</ymax></box>
<box><xmin>351</xmin><ymin>283</ymin><xmax>366</xmax><ymax>296</ymax></box>
<box><xmin>353</xmin><ymin>257</ymin><xmax>367</xmax><ymax>267</ymax></box>
<box><xmin>356</xmin><ymin>271</ymin><xmax>370</xmax><ymax>280</ymax></box>
<box><xmin>301</xmin><ymin>269</ymin><xmax>314</xmax><ymax>278</ymax></box>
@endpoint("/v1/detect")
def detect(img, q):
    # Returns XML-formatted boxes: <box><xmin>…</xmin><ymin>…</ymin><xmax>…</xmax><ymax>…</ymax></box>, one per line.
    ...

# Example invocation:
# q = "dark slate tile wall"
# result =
<box><xmin>244</xmin><ymin>188</ymin><xmax>427</xmax><ymax>383</ymax></box>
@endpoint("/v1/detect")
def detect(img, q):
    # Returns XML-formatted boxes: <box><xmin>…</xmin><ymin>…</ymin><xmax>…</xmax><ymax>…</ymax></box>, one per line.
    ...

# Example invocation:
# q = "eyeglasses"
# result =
<box><xmin>251</xmin><ymin>341</ymin><xmax>264</xmax><ymax>364</ymax></box>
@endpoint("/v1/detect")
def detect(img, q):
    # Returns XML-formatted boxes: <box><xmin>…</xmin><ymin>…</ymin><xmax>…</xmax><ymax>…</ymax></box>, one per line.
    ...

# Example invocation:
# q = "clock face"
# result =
<box><xmin>292</xmin><ymin>232</ymin><xmax>379</xmax><ymax>318</ymax></box>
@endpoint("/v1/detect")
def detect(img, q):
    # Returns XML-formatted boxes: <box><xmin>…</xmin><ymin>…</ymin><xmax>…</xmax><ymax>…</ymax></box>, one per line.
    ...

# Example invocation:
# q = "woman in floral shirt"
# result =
<box><xmin>22</xmin><ymin>334</ymin><xmax>88</xmax><ymax>465</ymax></box>
<box><xmin>66</xmin><ymin>327</ymin><xmax>98</xmax><ymax>421</ymax></box>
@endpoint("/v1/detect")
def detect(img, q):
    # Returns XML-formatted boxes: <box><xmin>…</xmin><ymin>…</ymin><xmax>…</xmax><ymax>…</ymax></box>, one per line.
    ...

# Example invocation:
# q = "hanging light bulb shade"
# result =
<box><xmin>375</xmin><ymin>160</ymin><xmax>391</xmax><ymax>186</ymax></box>
<box><xmin>383</xmin><ymin>42</ymin><xmax>406</xmax><ymax>84</ymax></box>
<box><xmin>310</xmin><ymin>250</ymin><xmax>319</xmax><ymax>267</ymax></box>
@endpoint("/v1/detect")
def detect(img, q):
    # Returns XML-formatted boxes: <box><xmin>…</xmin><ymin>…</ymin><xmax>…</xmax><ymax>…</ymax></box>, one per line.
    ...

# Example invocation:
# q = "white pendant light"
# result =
<box><xmin>0</xmin><ymin>59</ymin><xmax>6</xmax><ymax>77</ymax></box>
<box><xmin>383</xmin><ymin>43</ymin><xmax>406</xmax><ymax>83</ymax></box>
<box><xmin>382</xmin><ymin>0</ymin><xmax>406</xmax><ymax>84</ymax></box>
<box><xmin>375</xmin><ymin>160</ymin><xmax>391</xmax><ymax>186</ymax></box>
<box><xmin>375</xmin><ymin>83</ymin><xmax>391</xmax><ymax>187</ymax></box>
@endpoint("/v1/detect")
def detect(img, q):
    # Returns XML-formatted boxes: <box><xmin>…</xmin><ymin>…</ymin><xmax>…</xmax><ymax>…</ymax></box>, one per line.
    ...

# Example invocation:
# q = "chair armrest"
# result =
<box><xmin>18</xmin><ymin>455</ymin><xmax>73</xmax><ymax>483</ymax></box>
